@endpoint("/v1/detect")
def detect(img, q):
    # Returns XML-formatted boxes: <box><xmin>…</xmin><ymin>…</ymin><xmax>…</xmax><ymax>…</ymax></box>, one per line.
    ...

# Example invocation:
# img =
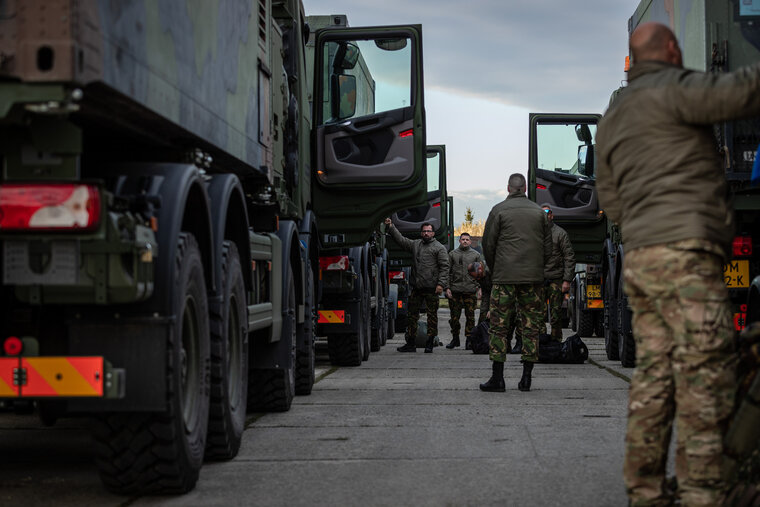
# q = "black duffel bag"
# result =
<box><xmin>538</xmin><ymin>333</ymin><xmax>588</xmax><ymax>364</ymax></box>
<box><xmin>468</xmin><ymin>321</ymin><xmax>490</xmax><ymax>355</ymax></box>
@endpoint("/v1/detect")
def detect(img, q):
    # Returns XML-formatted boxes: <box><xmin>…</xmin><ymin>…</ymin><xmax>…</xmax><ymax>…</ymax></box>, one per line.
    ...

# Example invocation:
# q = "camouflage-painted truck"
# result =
<box><xmin>0</xmin><ymin>0</ymin><xmax>428</xmax><ymax>494</ymax></box>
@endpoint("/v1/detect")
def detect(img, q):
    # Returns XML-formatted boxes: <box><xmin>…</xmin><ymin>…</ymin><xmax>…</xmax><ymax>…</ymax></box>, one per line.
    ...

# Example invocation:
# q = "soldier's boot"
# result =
<box><xmin>445</xmin><ymin>336</ymin><xmax>460</xmax><ymax>349</ymax></box>
<box><xmin>397</xmin><ymin>336</ymin><xmax>416</xmax><ymax>353</ymax></box>
<box><xmin>479</xmin><ymin>361</ymin><xmax>506</xmax><ymax>392</ymax></box>
<box><xmin>518</xmin><ymin>361</ymin><xmax>534</xmax><ymax>392</ymax></box>
<box><xmin>424</xmin><ymin>336</ymin><xmax>435</xmax><ymax>353</ymax></box>
<box><xmin>510</xmin><ymin>338</ymin><xmax>522</xmax><ymax>354</ymax></box>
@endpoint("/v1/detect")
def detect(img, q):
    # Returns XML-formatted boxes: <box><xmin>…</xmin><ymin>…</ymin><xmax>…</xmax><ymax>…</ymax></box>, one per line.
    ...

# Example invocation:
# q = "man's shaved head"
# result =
<box><xmin>507</xmin><ymin>173</ymin><xmax>526</xmax><ymax>193</ymax></box>
<box><xmin>630</xmin><ymin>22</ymin><xmax>682</xmax><ymax>67</ymax></box>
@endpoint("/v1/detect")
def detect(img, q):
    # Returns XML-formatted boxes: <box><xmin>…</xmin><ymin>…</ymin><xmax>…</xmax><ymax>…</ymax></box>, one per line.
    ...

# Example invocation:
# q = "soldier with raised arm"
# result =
<box><xmin>385</xmin><ymin>218</ymin><xmax>449</xmax><ymax>353</ymax></box>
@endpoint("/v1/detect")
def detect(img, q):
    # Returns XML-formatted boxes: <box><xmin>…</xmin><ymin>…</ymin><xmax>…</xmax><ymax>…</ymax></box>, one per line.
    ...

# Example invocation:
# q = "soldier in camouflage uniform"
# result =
<box><xmin>385</xmin><ymin>218</ymin><xmax>449</xmax><ymax>353</ymax></box>
<box><xmin>596</xmin><ymin>23</ymin><xmax>760</xmax><ymax>506</ymax></box>
<box><xmin>541</xmin><ymin>204</ymin><xmax>575</xmax><ymax>341</ymax></box>
<box><xmin>445</xmin><ymin>233</ymin><xmax>482</xmax><ymax>349</ymax></box>
<box><xmin>479</xmin><ymin>173</ymin><xmax>551</xmax><ymax>392</ymax></box>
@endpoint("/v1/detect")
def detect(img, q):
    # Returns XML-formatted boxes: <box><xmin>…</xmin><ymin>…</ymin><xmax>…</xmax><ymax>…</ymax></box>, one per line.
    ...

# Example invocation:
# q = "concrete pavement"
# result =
<box><xmin>0</xmin><ymin>309</ymin><xmax>635</xmax><ymax>506</ymax></box>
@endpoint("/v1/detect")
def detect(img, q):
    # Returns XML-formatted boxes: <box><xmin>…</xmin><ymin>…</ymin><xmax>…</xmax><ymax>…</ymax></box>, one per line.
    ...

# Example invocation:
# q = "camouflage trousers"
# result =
<box><xmin>489</xmin><ymin>283</ymin><xmax>543</xmax><ymax>363</ymax></box>
<box><xmin>406</xmin><ymin>288</ymin><xmax>439</xmax><ymax>341</ymax></box>
<box><xmin>545</xmin><ymin>280</ymin><xmax>564</xmax><ymax>341</ymax></box>
<box><xmin>623</xmin><ymin>241</ymin><xmax>736</xmax><ymax>507</ymax></box>
<box><xmin>448</xmin><ymin>292</ymin><xmax>478</xmax><ymax>339</ymax></box>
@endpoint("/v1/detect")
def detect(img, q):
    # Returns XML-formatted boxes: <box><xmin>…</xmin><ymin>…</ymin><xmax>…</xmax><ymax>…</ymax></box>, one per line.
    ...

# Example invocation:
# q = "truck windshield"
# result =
<box><xmin>536</xmin><ymin>123</ymin><xmax>597</xmax><ymax>178</ymax></box>
<box><xmin>320</xmin><ymin>37</ymin><xmax>412</xmax><ymax>125</ymax></box>
<box><xmin>426</xmin><ymin>150</ymin><xmax>440</xmax><ymax>196</ymax></box>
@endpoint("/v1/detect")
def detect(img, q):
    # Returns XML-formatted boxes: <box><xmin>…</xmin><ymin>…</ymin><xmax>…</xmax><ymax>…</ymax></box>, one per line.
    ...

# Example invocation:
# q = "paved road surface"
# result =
<box><xmin>0</xmin><ymin>309</ymin><xmax>634</xmax><ymax>506</ymax></box>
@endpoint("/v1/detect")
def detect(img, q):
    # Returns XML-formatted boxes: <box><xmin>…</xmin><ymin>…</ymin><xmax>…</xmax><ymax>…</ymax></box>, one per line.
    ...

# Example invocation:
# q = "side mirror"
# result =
<box><xmin>334</xmin><ymin>42</ymin><xmax>360</xmax><ymax>70</ymax></box>
<box><xmin>577</xmin><ymin>144</ymin><xmax>595</xmax><ymax>177</ymax></box>
<box><xmin>332</xmin><ymin>74</ymin><xmax>357</xmax><ymax>120</ymax></box>
<box><xmin>575</xmin><ymin>123</ymin><xmax>593</xmax><ymax>144</ymax></box>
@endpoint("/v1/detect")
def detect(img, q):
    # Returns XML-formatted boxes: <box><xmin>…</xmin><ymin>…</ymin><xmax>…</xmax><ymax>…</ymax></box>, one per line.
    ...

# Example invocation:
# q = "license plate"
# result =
<box><xmin>724</xmin><ymin>260</ymin><xmax>750</xmax><ymax>288</ymax></box>
<box><xmin>586</xmin><ymin>284</ymin><xmax>601</xmax><ymax>299</ymax></box>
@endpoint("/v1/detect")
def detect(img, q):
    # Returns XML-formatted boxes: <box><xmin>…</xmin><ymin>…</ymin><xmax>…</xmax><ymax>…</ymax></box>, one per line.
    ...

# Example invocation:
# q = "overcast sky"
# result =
<box><xmin>306</xmin><ymin>0</ymin><xmax>641</xmax><ymax>226</ymax></box>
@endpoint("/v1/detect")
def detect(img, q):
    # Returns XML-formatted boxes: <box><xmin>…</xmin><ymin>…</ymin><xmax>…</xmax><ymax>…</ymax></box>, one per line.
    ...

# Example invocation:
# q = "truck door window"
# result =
<box><xmin>426</xmin><ymin>150</ymin><xmax>440</xmax><ymax>197</ymax></box>
<box><xmin>319</xmin><ymin>38</ymin><xmax>412</xmax><ymax>126</ymax></box>
<box><xmin>537</xmin><ymin>123</ymin><xmax>597</xmax><ymax>178</ymax></box>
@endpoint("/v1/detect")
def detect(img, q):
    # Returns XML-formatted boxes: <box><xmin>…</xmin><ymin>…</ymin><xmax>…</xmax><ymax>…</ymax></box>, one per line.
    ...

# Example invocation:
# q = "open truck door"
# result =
<box><xmin>528</xmin><ymin>113</ymin><xmax>605</xmax><ymax>264</ymax></box>
<box><xmin>388</xmin><ymin>144</ymin><xmax>449</xmax><ymax>266</ymax></box>
<box><xmin>312</xmin><ymin>26</ymin><xmax>427</xmax><ymax>247</ymax></box>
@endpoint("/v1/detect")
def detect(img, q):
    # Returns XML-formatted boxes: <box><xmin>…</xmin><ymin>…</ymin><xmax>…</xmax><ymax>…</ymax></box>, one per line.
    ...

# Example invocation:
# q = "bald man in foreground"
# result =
<box><xmin>596</xmin><ymin>22</ymin><xmax>760</xmax><ymax>506</ymax></box>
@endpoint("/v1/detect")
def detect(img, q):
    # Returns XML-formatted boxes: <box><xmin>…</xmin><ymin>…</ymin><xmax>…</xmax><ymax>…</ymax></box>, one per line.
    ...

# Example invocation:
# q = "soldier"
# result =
<box><xmin>479</xmin><ymin>173</ymin><xmax>551</xmax><ymax>392</ymax></box>
<box><xmin>445</xmin><ymin>233</ymin><xmax>482</xmax><ymax>349</ymax></box>
<box><xmin>596</xmin><ymin>22</ymin><xmax>760</xmax><ymax>506</ymax></box>
<box><xmin>385</xmin><ymin>218</ymin><xmax>449</xmax><ymax>353</ymax></box>
<box><xmin>541</xmin><ymin>204</ymin><xmax>575</xmax><ymax>342</ymax></box>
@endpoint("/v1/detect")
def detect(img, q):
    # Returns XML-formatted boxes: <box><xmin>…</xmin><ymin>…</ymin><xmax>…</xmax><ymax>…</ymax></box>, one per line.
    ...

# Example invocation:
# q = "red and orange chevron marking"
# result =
<box><xmin>0</xmin><ymin>357</ymin><xmax>103</xmax><ymax>397</ymax></box>
<box><xmin>318</xmin><ymin>310</ymin><xmax>345</xmax><ymax>324</ymax></box>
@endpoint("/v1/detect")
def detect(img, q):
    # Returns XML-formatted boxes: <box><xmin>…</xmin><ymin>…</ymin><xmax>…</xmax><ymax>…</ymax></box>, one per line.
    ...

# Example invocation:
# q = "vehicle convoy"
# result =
<box><xmin>0</xmin><ymin>0</ymin><xmax>428</xmax><ymax>494</ymax></box>
<box><xmin>387</xmin><ymin>145</ymin><xmax>451</xmax><ymax>333</ymax></box>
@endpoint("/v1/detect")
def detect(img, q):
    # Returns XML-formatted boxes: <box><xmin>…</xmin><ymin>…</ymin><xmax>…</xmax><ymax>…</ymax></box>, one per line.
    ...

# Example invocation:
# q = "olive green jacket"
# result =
<box><xmin>482</xmin><ymin>191</ymin><xmax>552</xmax><ymax>284</ymax></box>
<box><xmin>544</xmin><ymin>223</ymin><xmax>575</xmax><ymax>282</ymax></box>
<box><xmin>596</xmin><ymin>60</ymin><xmax>760</xmax><ymax>259</ymax></box>
<box><xmin>448</xmin><ymin>246</ymin><xmax>482</xmax><ymax>293</ymax></box>
<box><xmin>389</xmin><ymin>225</ymin><xmax>449</xmax><ymax>291</ymax></box>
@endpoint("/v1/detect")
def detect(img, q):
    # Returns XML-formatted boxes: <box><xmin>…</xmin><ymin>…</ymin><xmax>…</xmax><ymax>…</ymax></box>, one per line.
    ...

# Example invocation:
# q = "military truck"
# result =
<box><xmin>529</xmin><ymin>0</ymin><xmax>760</xmax><ymax>368</ymax></box>
<box><xmin>304</xmin><ymin>14</ymin><xmax>397</xmax><ymax>362</ymax></box>
<box><xmin>387</xmin><ymin>144</ymin><xmax>450</xmax><ymax>333</ymax></box>
<box><xmin>0</xmin><ymin>0</ymin><xmax>428</xmax><ymax>494</ymax></box>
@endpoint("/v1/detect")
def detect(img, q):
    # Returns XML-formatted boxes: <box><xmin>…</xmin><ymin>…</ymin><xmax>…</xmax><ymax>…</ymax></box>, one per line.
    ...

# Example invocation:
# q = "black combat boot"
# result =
<box><xmin>479</xmin><ymin>361</ymin><xmax>506</xmax><ymax>392</ymax></box>
<box><xmin>510</xmin><ymin>338</ymin><xmax>522</xmax><ymax>354</ymax></box>
<box><xmin>397</xmin><ymin>336</ymin><xmax>416</xmax><ymax>352</ymax></box>
<box><xmin>518</xmin><ymin>361</ymin><xmax>534</xmax><ymax>392</ymax></box>
<box><xmin>424</xmin><ymin>336</ymin><xmax>435</xmax><ymax>353</ymax></box>
<box><xmin>445</xmin><ymin>336</ymin><xmax>460</xmax><ymax>349</ymax></box>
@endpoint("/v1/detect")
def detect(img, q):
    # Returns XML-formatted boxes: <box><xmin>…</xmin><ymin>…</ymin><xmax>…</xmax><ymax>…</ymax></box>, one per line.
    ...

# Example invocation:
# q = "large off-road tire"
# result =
<box><xmin>617</xmin><ymin>269</ymin><xmax>636</xmax><ymax>368</ymax></box>
<box><xmin>361</xmin><ymin>272</ymin><xmax>371</xmax><ymax>361</ymax></box>
<box><xmin>92</xmin><ymin>233</ymin><xmax>210</xmax><ymax>494</ymax></box>
<box><xmin>295</xmin><ymin>264</ymin><xmax>316</xmax><ymax>396</ymax></box>
<box><xmin>578</xmin><ymin>309</ymin><xmax>594</xmax><ymax>337</ymax></box>
<box><xmin>593</xmin><ymin>312</ymin><xmax>604</xmax><ymax>337</ymax></box>
<box><xmin>205</xmin><ymin>242</ymin><xmax>248</xmax><ymax>461</ymax></box>
<box><xmin>327</xmin><ymin>333</ymin><xmax>362</xmax><ymax>366</ymax></box>
<box><xmin>604</xmin><ymin>266</ymin><xmax>620</xmax><ymax>360</ymax></box>
<box><xmin>247</xmin><ymin>265</ymin><xmax>296</xmax><ymax>412</ymax></box>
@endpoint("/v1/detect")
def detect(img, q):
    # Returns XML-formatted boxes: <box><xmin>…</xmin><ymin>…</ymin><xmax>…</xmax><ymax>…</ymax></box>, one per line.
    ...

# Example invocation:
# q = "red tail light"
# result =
<box><xmin>319</xmin><ymin>255</ymin><xmax>349</xmax><ymax>271</ymax></box>
<box><xmin>432</xmin><ymin>202</ymin><xmax>441</xmax><ymax>208</ymax></box>
<box><xmin>399</xmin><ymin>129</ymin><xmax>413</xmax><ymax>138</ymax></box>
<box><xmin>537</xmin><ymin>184</ymin><xmax>547</xmax><ymax>190</ymax></box>
<box><xmin>732</xmin><ymin>236</ymin><xmax>752</xmax><ymax>257</ymax></box>
<box><xmin>4</xmin><ymin>336</ymin><xmax>23</xmax><ymax>356</ymax></box>
<box><xmin>0</xmin><ymin>184</ymin><xmax>101</xmax><ymax>231</ymax></box>
<box><xmin>389</xmin><ymin>270</ymin><xmax>405</xmax><ymax>281</ymax></box>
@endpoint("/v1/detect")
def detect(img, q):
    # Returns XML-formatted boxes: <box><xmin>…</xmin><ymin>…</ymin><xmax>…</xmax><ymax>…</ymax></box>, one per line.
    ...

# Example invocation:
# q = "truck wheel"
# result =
<box><xmin>593</xmin><ymin>312</ymin><xmax>604</xmax><ymax>337</ymax></box>
<box><xmin>205</xmin><ymin>242</ymin><xmax>248</xmax><ymax>461</ymax></box>
<box><xmin>295</xmin><ymin>263</ymin><xmax>316</xmax><ymax>396</ymax></box>
<box><xmin>604</xmin><ymin>269</ymin><xmax>620</xmax><ymax>360</ymax></box>
<box><xmin>361</xmin><ymin>272</ymin><xmax>371</xmax><ymax>361</ymax></box>
<box><xmin>578</xmin><ymin>309</ymin><xmax>594</xmax><ymax>337</ymax></box>
<box><xmin>327</xmin><ymin>333</ymin><xmax>362</xmax><ymax>366</ymax></box>
<box><xmin>370</xmin><ymin>305</ymin><xmax>382</xmax><ymax>352</ymax></box>
<box><xmin>617</xmin><ymin>269</ymin><xmax>636</xmax><ymax>368</ymax></box>
<box><xmin>247</xmin><ymin>265</ymin><xmax>296</xmax><ymax>412</ymax></box>
<box><xmin>619</xmin><ymin>330</ymin><xmax>636</xmax><ymax>367</ymax></box>
<box><xmin>93</xmin><ymin>233</ymin><xmax>210</xmax><ymax>494</ymax></box>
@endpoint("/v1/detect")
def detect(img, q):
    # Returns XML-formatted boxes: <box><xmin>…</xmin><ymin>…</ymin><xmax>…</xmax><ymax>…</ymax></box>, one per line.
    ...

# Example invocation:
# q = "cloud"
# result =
<box><xmin>308</xmin><ymin>0</ymin><xmax>636</xmax><ymax>112</ymax></box>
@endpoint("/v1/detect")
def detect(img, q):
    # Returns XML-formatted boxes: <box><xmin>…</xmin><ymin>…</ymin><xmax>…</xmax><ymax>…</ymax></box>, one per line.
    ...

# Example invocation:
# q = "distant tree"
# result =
<box><xmin>464</xmin><ymin>206</ymin><xmax>474</xmax><ymax>225</ymax></box>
